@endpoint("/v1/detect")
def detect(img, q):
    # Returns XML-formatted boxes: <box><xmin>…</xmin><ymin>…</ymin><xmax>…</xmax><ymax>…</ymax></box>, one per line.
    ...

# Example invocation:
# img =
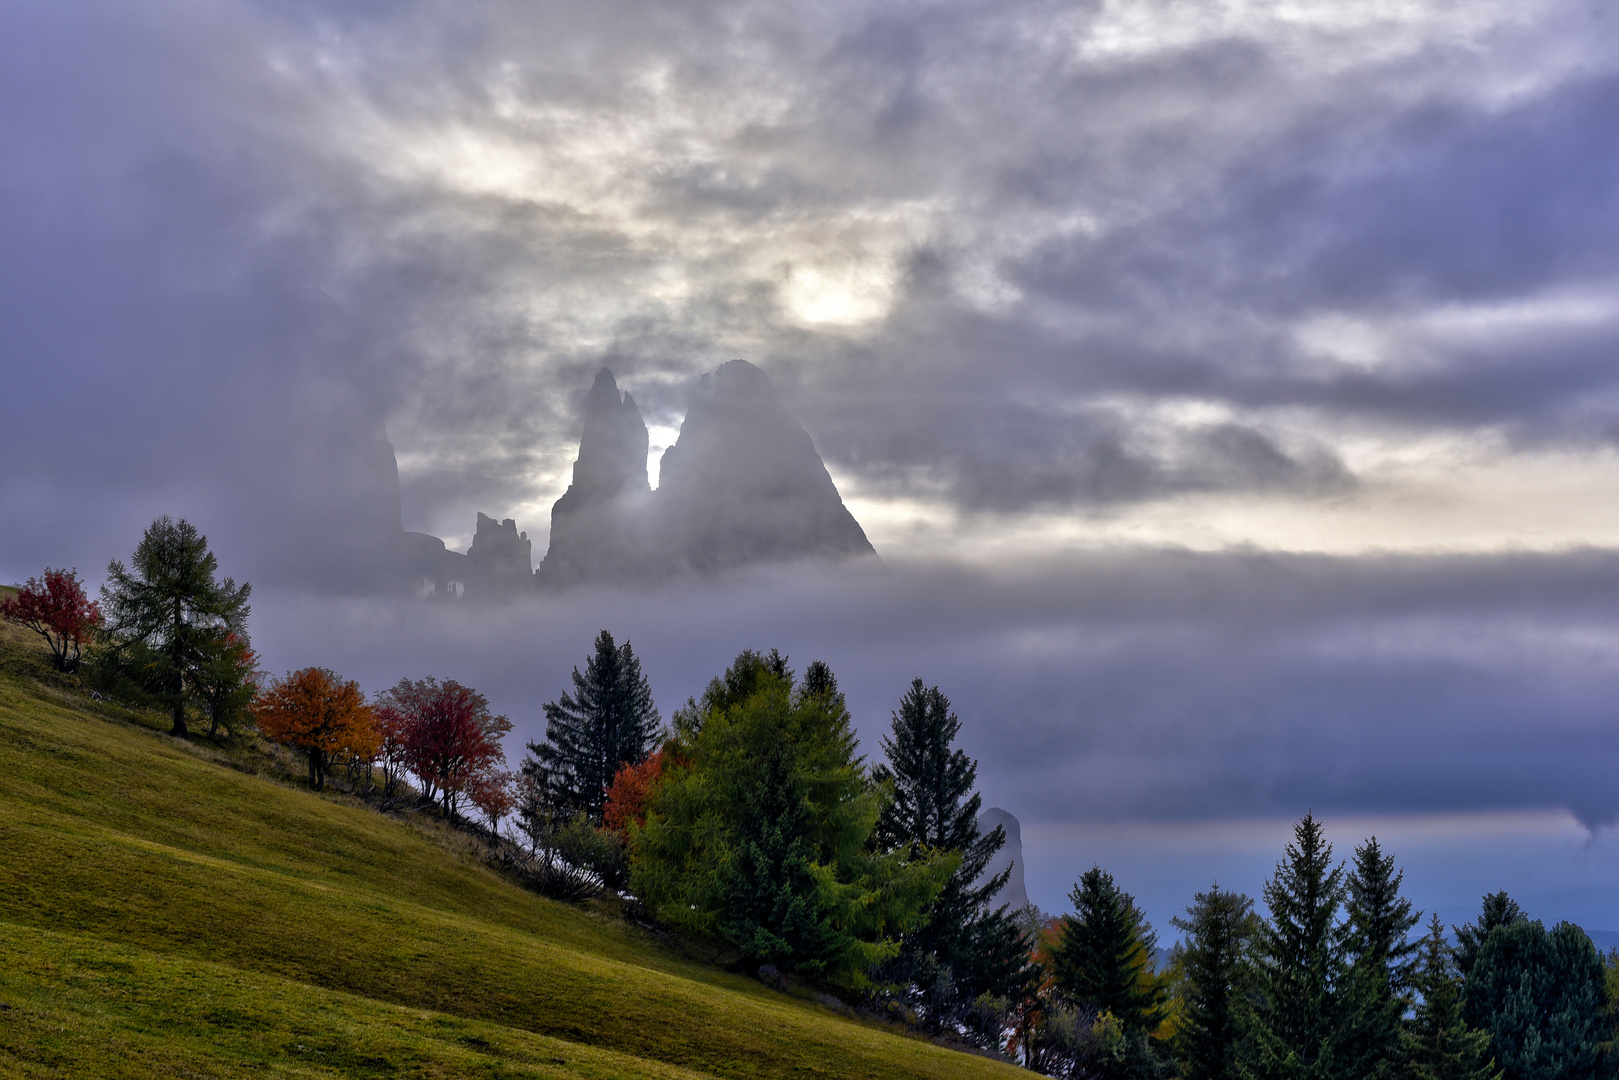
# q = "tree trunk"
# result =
<box><xmin>170</xmin><ymin>594</ymin><xmax>188</xmax><ymax>736</ymax></box>
<box><xmin>308</xmin><ymin>748</ymin><xmax>323</xmax><ymax>791</ymax></box>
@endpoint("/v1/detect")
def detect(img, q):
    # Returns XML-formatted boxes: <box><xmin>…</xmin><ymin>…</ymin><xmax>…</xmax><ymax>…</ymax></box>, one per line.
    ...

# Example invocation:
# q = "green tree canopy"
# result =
<box><xmin>1403</xmin><ymin>914</ymin><xmax>1500</xmax><ymax>1080</ymax></box>
<box><xmin>1461</xmin><ymin>918</ymin><xmax>1611</xmax><ymax>1080</ymax></box>
<box><xmin>629</xmin><ymin>650</ymin><xmax>952</xmax><ymax>987</ymax></box>
<box><xmin>1052</xmin><ymin>866</ymin><xmax>1167</xmax><ymax>1034</ymax></box>
<box><xmin>870</xmin><ymin>678</ymin><xmax>1033</xmax><ymax>1033</ymax></box>
<box><xmin>1244</xmin><ymin>812</ymin><xmax>1347</xmax><ymax>1080</ymax></box>
<box><xmin>1341</xmin><ymin>837</ymin><xmax>1422</xmax><ymax>1080</ymax></box>
<box><xmin>101</xmin><ymin>516</ymin><xmax>251</xmax><ymax>736</ymax></box>
<box><xmin>1453</xmin><ymin>893</ymin><xmax>1525</xmax><ymax>980</ymax></box>
<box><xmin>1170</xmin><ymin>884</ymin><xmax>1260</xmax><ymax>1080</ymax></box>
<box><xmin>526</xmin><ymin>629</ymin><xmax>659</xmax><ymax>821</ymax></box>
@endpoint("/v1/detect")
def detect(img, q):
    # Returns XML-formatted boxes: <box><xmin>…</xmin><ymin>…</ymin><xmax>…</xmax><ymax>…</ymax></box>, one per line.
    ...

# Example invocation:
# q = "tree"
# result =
<box><xmin>1170</xmin><ymin>884</ymin><xmax>1261</xmax><ymax>1080</ymax></box>
<box><xmin>101</xmin><ymin>516</ymin><xmax>250</xmax><ymax>736</ymax></box>
<box><xmin>1461</xmin><ymin>919</ymin><xmax>1611</xmax><ymax>1080</ymax></box>
<box><xmin>1053</xmin><ymin>866</ymin><xmax>1168</xmax><ymax>1031</ymax></box>
<box><xmin>380</xmin><ymin>676</ymin><xmax>512</xmax><ymax>817</ymax></box>
<box><xmin>253</xmin><ymin>667</ymin><xmax>377</xmax><ymax>791</ymax></box>
<box><xmin>526</xmin><ymin>630</ymin><xmax>660</xmax><ymax>821</ymax></box>
<box><xmin>191</xmin><ymin>629</ymin><xmax>259</xmax><ymax>739</ymax></box>
<box><xmin>1453</xmin><ymin>893</ymin><xmax>1524</xmax><ymax>980</ymax></box>
<box><xmin>1245</xmin><ymin>812</ymin><xmax>1347</xmax><ymax>1080</ymax></box>
<box><xmin>1</xmin><ymin>568</ymin><xmax>102</xmax><ymax>672</ymax></box>
<box><xmin>870</xmin><ymin>677</ymin><xmax>1032</xmax><ymax>1037</ymax></box>
<box><xmin>469</xmin><ymin>770</ymin><xmax>516</xmax><ymax>835</ymax></box>
<box><xmin>1403</xmin><ymin>914</ymin><xmax>1499</xmax><ymax>1080</ymax></box>
<box><xmin>629</xmin><ymin>650</ymin><xmax>952</xmax><ymax>986</ymax></box>
<box><xmin>603</xmin><ymin>747</ymin><xmax>670</xmax><ymax>839</ymax></box>
<box><xmin>1341</xmin><ymin>837</ymin><xmax>1422</xmax><ymax>1080</ymax></box>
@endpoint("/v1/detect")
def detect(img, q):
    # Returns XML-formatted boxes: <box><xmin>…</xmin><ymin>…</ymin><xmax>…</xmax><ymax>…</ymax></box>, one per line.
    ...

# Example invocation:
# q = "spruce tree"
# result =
<box><xmin>1053</xmin><ymin>866</ymin><xmax>1167</xmax><ymax>1032</ymax></box>
<box><xmin>101</xmin><ymin>516</ymin><xmax>251</xmax><ymax>737</ymax></box>
<box><xmin>1341</xmin><ymin>837</ymin><xmax>1422</xmax><ymax>1080</ymax></box>
<box><xmin>1244</xmin><ymin>812</ymin><xmax>1347</xmax><ymax>1080</ymax></box>
<box><xmin>1452</xmin><ymin>893</ymin><xmax>1524</xmax><ymax>980</ymax></box>
<box><xmin>871</xmin><ymin>679</ymin><xmax>1032</xmax><ymax>1030</ymax></box>
<box><xmin>1403</xmin><ymin>914</ymin><xmax>1499</xmax><ymax>1080</ymax></box>
<box><xmin>1171</xmin><ymin>885</ymin><xmax>1260</xmax><ymax>1080</ymax></box>
<box><xmin>526</xmin><ymin>629</ymin><xmax>659</xmax><ymax>821</ymax></box>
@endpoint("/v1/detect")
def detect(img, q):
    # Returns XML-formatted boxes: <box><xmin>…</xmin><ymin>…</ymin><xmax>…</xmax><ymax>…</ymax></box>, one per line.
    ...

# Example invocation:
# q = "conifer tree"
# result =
<box><xmin>871</xmin><ymin>679</ymin><xmax>1032</xmax><ymax>1028</ymax></box>
<box><xmin>1053</xmin><ymin>866</ymin><xmax>1168</xmax><ymax>1033</ymax></box>
<box><xmin>1244</xmin><ymin>812</ymin><xmax>1347</xmax><ymax>1080</ymax></box>
<box><xmin>1171</xmin><ymin>885</ymin><xmax>1260</xmax><ymax>1080</ymax></box>
<box><xmin>526</xmin><ymin>630</ymin><xmax>659</xmax><ymax>821</ymax></box>
<box><xmin>1341</xmin><ymin>837</ymin><xmax>1422</xmax><ymax>1080</ymax></box>
<box><xmin>1452</xmin><ymin>893</ymin><xmax>1524</xmax><ymax>980</ymax></box>
<box><xmin>1403</xmin><ymin>914</ymin><xmax>1499</xmax><ymax>1080</ymax></box>
<box><xmin>101</xmin><ymin>516</ymin><xmax>251</xmax><ymax>736</ymax></box>
<box><xmin>1462</xmin><ymin>919</ymin><xmax>1611</xmax><ymax>1080</ymax></box>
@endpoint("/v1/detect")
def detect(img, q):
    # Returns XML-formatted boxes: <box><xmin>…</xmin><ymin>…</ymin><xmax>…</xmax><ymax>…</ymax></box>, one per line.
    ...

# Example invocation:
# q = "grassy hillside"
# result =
<box><xmin>0</xmin><ymin>610</ymin><xmax>1021</xmax><ymax>1079</ymax></box>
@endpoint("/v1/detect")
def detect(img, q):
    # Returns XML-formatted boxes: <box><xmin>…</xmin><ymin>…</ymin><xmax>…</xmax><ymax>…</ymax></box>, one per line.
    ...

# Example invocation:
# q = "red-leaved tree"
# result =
<box><xmin>469</xmin><ymin>769</ymin><xmax>517</xmax><ymax>835</ymax></box>
<box><xmin>603</xmin><ymin>747</ymin><xmax>672</xmax><ymax>840</ymax></box>
<box><xmin>378</xmin><ymin>676</ymin><xmax>512</xmax><ymax>817</ymax></box>
<box><xmin>1</xmin><ymin>568</ymin><xmax>102</xmax><ymax>672</ymax></box>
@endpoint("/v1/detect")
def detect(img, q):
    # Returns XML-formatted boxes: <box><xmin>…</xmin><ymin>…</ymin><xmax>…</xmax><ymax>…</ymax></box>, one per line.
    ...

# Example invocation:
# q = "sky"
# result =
<box><xmin>6</xmin><ymin>0</ymin><xmax>1619</xmax><ymax>937</ymax></box>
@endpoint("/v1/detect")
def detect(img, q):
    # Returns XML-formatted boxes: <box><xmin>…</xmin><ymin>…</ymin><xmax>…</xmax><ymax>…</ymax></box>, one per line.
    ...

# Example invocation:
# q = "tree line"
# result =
<box><xmin>7</xmin><ymin>516</ymin><xmax>1618</xmax><ymax>1079</ymax></box>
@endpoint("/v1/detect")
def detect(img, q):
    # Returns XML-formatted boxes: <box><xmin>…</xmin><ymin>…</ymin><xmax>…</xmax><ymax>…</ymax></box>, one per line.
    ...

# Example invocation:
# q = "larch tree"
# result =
<box><xmin>1341</xmin><ymin>837</ymin><xmax>1422</xmax><ymax>1080</ymax></box>
<box><xmin>871</xmin><ymin>677</ymin><xmax>1032</xmax><ymax>1036</ymax></box>
<box><xmin>1403</xmin><ymin>914</ymin><xmax>1500</xmax><ymax>1080</ymax></box>
<box><xmin>629</xmin><ymin>650</ymin><xmax>952</xmax><ymax>986</ymax></box>
<box><xmin>101</xmin><ymin>516</ymin><xmax>250</xmax><ymax>736</ymax></box>
<box><xmin>1244</xmin><ymin>813</ymin><xmax>1348</xmax><ymax>1080</ymax></box>
<box><xmin>253</xmin><ymin>667</ymin><xmax>377</xmax><ymax>791</ymax></box>
<box><xmin>526</xmin><ymin>630</ymin><xmax>659</xmax><ymax>821</ymax></box>
<box><xmin>1171</xmin><ymin>884</ymin><xmax>1261</xmax><ymax>1080</ymax></box>
<box><xmin>1</xmin><ymin>567</ymin><xmax>102</xmax><ymax>672</ymax></box>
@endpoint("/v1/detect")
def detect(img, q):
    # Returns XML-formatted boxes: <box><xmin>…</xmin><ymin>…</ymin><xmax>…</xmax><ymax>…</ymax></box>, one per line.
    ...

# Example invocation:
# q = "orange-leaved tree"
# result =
<box><xmin>1</xmin><ymin>567</ymin><xmax>102</xmax><ymax>672</ymax></box>
<box><xmin>254</xmin><ymin>667</ymin><xmax>377</xmax><ymax>791</ymax></box>
<box><xmin>602</xmin><ymin>747</ymin><xmax>673</xmax><ymax>840</ymax></box>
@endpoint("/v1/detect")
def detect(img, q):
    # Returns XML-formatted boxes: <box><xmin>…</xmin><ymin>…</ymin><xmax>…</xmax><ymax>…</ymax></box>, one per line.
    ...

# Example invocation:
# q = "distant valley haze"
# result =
<box><xmin>6</xmin><ymin>0</ymin><xmax>1619</xmax><ymax>939</ymax></box>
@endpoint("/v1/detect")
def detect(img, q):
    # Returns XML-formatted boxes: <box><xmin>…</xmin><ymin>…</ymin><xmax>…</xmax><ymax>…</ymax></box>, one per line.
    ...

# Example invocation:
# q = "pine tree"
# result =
<box><xmin>1403</xmin><ymin>915</ymin><xmax>1499</xmax><ymax>1080</ymax></box>
<box><xmin>1171</xmin><ymin>885</ymin><xmax>1260</xmax><ymax>1080</ymax></box>
<box><xmin>1244</xmin><ymin>812</ymin><xmax>1347</xmax><ymax>1080</ymax></box>
<box><xmin>526</xmin><ymin>630</ymin><xmax>660</xmax><ymax>821</ymax></box>
<box><xmin>1341</xmin><ymin>837</ymin><xmax>1422</xmax><ymax>1080</ymax></box>
<box><xmin>101</xmin><ymin>516</ymin><xmax>251</xmax><ymax>737</ymax></box>
<box><xmin>1452</xmin><ymin>893</ymin><xmax>1523</xmax><ymax>980</ymax></box>
<box><xmin>870</xmin><ymin>679</ymin><xmax>1032</xmax><ymax>1030</ymax></box>
<box><xmin>1462</xmin><ymin>919</ymin><xmax>1610</xmax><ymax>1080</ymax></box>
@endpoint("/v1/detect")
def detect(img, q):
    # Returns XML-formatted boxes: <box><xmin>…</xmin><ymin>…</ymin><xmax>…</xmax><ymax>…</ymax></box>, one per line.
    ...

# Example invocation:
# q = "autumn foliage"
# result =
<box><xmin>1</xmin><ymin>568</ymin><xmax>102</xmax><ymax>672</ymax></box>
<box><xmin>253</xmin><ymin>667</ymin><xmax>377</xmax><ymax>791</ymax></box>
<box><xmin>602</xmin><ymin>747</ymin><xmax>671</xmax><ymax>839</ymax></box>
<box><xmin>374</xmin><ymin>677</ymin><xmax>511</xmax><ymax>817</ymax></box>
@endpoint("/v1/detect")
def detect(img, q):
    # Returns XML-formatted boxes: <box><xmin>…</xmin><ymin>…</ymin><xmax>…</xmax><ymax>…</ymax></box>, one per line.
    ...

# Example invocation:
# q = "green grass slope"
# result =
<box><xmin>0</xmin><ymin>614</ymin><xmax>1020</xmax><ymax>1079</ymax></box>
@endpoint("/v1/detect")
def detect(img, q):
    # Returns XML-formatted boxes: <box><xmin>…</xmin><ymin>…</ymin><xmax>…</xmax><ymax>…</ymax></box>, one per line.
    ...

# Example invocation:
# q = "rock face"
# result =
<box><xmin>653</xmin><ymin>360</ymin><xmax>878</xmax><ymax>575</ymax></box>
<box><xmin>464</xmin><ymin>513</ymin><xmax>534</xmax><ymax>597</ymax></box>
<box><xmin>975</xmin><ymin>807</ymin><xmax>1030</xmax><ymax>911</ymax></box>
<box><xmin>536</xmin><ymin>360</ymin><xmax>877</xmax><ymax>589</ymax></box>
<box><xmin>536</xmin><ymin>369</ymin><xmax>653</xmax><ymax>587</ymax></box>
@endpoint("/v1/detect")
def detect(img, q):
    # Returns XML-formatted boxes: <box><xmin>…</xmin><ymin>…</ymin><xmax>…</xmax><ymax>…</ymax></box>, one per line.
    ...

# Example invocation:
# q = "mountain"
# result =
<box><xmin>976</xmin><ymin>807</ymin><xmax>1030</xmax><ymax>911</ymax></box>
<box><xmin>535</xmin><ymin>359</ymin><xmax>878</xmax><ymax>589</ymax></box>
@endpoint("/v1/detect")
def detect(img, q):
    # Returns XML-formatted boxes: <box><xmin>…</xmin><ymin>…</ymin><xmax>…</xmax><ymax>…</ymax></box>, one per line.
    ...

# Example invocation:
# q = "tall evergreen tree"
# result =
<box><xmin>1244</xmin><ymin>812</ymin><xmax>1347</xmax><ymax>1080</ymax></box>
<box><xmin>630</xmin><ymin>652</ymin><xmax>952</xmax><ymax>985</ymax></box>
<box><xmin>1341</xmin><ymin>837</ymin><xmax>1422</xmax><ymax>1080</ymax></box>
<box><xmin>1171</xmin><ymin>885</ymin><xmax>1261</xmax><ymax>1080</ymax></box>
<box><xmin>526</xmin><ymin>630</ymin><xmax>659</xmax><ymax>821</ymax></box>
<box><xmin>1452</xmin><ymin>893</ymin><xmax>1524</xmax><ymax>981</ymax></box>
<box><xmin>870</xmin><ymin>678</ymin><xmax>1032</xmax><ymax>1036</ymax></box>
<box><xmin>1461</xmin><ymin>919</ymin><xmax>1611</xmax><ymax>1080</ymax></box>
<box><xmin>101</xmin><ymin>516</ymin><xmax>251</xmax><ymax>737</ymax></box>
<box><xmin>1403</xmin><ymin>914</ymin><xmax>1499</xmax><ymax>1080</ymax></box>
<box><xmin>1053</xmin><ymin>866</ymin><xmax>1167</xmax><ymax>1032</ymax></box>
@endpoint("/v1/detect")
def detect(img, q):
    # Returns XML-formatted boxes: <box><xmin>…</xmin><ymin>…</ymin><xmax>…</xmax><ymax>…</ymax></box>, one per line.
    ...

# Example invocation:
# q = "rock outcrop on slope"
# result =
<box><xmin>975</xmin><ymin>807</ymin><xmax>1030</xmax><ymax>912</ymax></box>
<box><xmin>536</xmin><ymin>369</ymin><xmax>654</xmax><ymax>587</ymax></box>
<box><xmin>465</xmin><ymin>513</ymin><xmax>534</xmax><ymax>598</ymax></box>
<box><xmin>652</xmin><ymin>360</ymin><xmax>877</xmax><ymax>576</ymax></box>
<box><xmin>534</xmin><ymin>359</ymin><xmax>878</xmax><ymax>590</ymax></box>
